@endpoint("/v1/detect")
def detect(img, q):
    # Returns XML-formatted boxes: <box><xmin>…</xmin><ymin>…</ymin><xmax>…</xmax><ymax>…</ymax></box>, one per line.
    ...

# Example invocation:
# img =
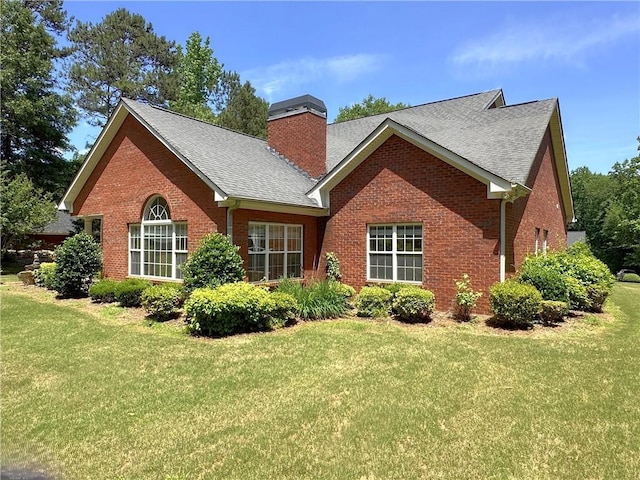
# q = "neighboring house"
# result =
<box><xmin>567</xmin><ymin>231</ymin><xmax>586</xmax><ymax>247</ymax></box>
<box><xmin>27</xmin><ymin>211</ymin><xmax>76</xmax><ymax>249</ymax></box>
<box><xmin>59</xmin><ymin>90</ymin><xmax>573</xmax><ymax>312</ymax></box>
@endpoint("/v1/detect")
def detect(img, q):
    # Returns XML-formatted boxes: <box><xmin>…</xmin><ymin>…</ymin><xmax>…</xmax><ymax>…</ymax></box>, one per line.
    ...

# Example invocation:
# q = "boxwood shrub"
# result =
<box><xmin>115</xmin><ymin>278</ymin><xmax>153</xmax><ymax>307</ymax></box>
<box><xmin>185</xmin><ymin>282</ymin><xmax>297</xmax><ymax>337</ymax></box>
<box><xmin>539</xmin><ymin>300</ymin><xmax>569</xmax><ymax>325</ymax></box>
<box><xmin>141</xmin><ymin>283</ymin><xmax>186</xmax><ymax>320</ymax></box>
<box><xmin>33</xmin><ymin>262</ymin><xmax>57</xmax><ymax>290</ymax></box>
<box><xmin>52</xmin><ymin>232</ymin><xmax>102</xmax><ymax>297</ymax></box>
<box><xmin>89</xmin><ymin>279</ymin><xmax>121</xmax><ymax>303</ymax></box>
<box><xmin>490</xmin><ymin>280</ymin><xmax>542</xmax><ymax>327</ymax></box>
<box><xmin>355</xmin><ymin>286</ymin><xmax>393</xmax><ymax>318</ymax></box>
<box><xmin>622</xmin><ymin>273</ymin><xmax>640</xmax><ymax>283</ymax></box>
<box><xmin>392</xmin><ymin>287</ymin><xmax>435</xmax><ymax>323</ymax></box>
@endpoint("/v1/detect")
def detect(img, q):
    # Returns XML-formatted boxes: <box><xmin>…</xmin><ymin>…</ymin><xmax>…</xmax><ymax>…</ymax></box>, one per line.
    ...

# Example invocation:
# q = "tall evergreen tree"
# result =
<box><xmin>218</xmin><ymin>76</ymin><xmax>268</xmax><ymax>138</ymax></box>
<box><xmin>67</xmin><ymin>8</ymin><xmax>179</xmax><ymax>126</ymax></box>
<box><xmin>0</xmin><ymin>0</ymin><xmax>77</xmax><ymax>197</ymax></box>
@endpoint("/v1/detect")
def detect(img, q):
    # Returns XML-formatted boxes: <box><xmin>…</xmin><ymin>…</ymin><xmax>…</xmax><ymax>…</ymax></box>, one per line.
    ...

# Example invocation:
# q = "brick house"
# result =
<box><xmin>60</xmin><ymin>90</ymin><xmax>573</xmax><ymax>312</ymax></box>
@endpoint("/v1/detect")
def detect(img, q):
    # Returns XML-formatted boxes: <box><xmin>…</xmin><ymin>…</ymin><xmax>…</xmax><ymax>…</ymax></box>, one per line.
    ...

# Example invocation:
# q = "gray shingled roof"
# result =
<box><xmin>326</xmin><ymin>90</ymin><xmax>558</xmax><ymax>186</ymax></box>
<box><xmin>122</xmin><ymin>99</ymin><xmax>319</xmax><ymax>208</ymax></box>
<box><xmin>121</xmin><ymin>90</ymin><xmax>557</xmax><ymax>209</ymax></box>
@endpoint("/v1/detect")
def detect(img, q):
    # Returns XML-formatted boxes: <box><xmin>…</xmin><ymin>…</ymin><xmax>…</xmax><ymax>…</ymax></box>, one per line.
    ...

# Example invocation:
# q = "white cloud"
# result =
<box><xmin>245</xmin><ymin>53</ymin><xmax>386</xmax><ymax>100</ymax></box>
<box><xmin>451</xmin><ymin>15</ymin><xmax>639</xmax><ymax>73</ymax></box>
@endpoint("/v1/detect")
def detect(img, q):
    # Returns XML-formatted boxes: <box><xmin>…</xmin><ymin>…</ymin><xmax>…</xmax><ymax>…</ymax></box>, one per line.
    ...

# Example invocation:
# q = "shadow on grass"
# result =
<box><xmin>485</xmin><ymin>316</ymin><xmax>534</xmax><ymax>331</ymax></box>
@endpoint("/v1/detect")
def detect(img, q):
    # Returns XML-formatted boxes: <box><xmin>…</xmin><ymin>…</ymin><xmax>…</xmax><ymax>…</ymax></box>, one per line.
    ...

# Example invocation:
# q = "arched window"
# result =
<box><xmin>129</xmin><ymin>196</ymin><xmax>188</xmax><ymax>280</ymax></box>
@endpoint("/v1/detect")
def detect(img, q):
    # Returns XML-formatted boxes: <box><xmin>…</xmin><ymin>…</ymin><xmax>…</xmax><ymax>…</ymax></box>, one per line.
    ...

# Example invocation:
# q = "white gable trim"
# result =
<box><xmin>307</xmin><ymin>118</ymin><xmax>518</xmax><ymax>209</ymax></box>
<box><xmin>548</xmin><ymin>104</ymin><xmax>575</xmax><ymax>223</ymax></box>
<box><xmin>218</xmin><ymin>198</ymin><xmax>328</xmax><ymax>217</ymax></box>
<box><xmin>59</xmin><ymin>100</ymin><xmax>227</xmax><ymax>213</ymax></box>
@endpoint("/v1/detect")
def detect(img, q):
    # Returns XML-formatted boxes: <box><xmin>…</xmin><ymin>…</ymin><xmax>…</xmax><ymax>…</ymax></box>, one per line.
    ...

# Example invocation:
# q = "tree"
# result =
<box><xmin>217</xmin><ymin>77</ymin><xmax>268</xmax><ymax>138</ymax></box>
<box><xmin>334</xmin><ymin>94</ymin><xmax>409</xmax><ymax>123</ymax></box>
<box><xmin>0</xmin><ymin>0</ymin><xmax>77</xmax><ymax>196</ymax></box>
<box><xmin>67</xmin><ymin>8</ymin><xmax>179</xmax><ymax>126</ymax></box>
<box><xmin>0</xmin><ymin>169</ymin><xmax>57</xmax><ymax>251</ymax></box>
<box><xmin>170</xmin><ymin>32</ymin><xmax>221</xmax><ymax>122</ymax></box>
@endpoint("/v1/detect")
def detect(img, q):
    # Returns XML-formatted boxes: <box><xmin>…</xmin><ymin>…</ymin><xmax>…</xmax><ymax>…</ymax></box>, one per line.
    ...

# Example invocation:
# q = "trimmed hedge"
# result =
<box><xmin>539</xmin><ymin>300</ymin><xmax>568</xmax><ymax>325</ymax></box>
<box><xmin>141</xmin><ymin>283</ymin><xmax>186</xmax><ymax>320</ymax></box>
<box><xmin>490</xmin><ymin>280</ymin><xmax>542</xmax><ymax>327</ymax></box>
<box><xmin>89</xmin><ymin>279</ymin><xmax>120</xmax><ymax>303</ymax></box>
<box><xmin>185</xmin><ymin>282</ymin><xmax>298</xmax><ymax>337</ymax></box>
<box><xmin>392</xmin><ymin>287</ymin><xmax>435</xmax><ymax>323</ymax></box>
<box><xmin>33</xmin><ymin>262</ymin><xmax>56</xmax><ymax>290</ymax></box>
<box><xmin>52</xmin><ymin>232</ymin><xmax>102</xmax><ymax>297</ymax></box>
<box><xmin>622</xmin><ymin>273</ymin><xmax>640</xmax><ymax>283</ymax></box>
<box><xmin>355</xmin><ymin>286</ymin><xmax>393</xmax><ymax>318</ymax></box>
<box><xmin>115</xmin><ymin>279</ymin><xmax>152</xmax><ymax>307</ymax></box>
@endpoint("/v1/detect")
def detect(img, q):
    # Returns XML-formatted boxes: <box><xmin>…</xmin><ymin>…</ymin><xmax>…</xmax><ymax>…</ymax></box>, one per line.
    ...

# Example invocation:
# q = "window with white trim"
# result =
<box><xmin>367</xmin><ymin>224</ymin><xmax>423</xmax><ymax>282</ymax></box>
<box><xmin>248</xmin><ymin>223</ymin><xmax>302</xmax><ymax>282</ymax></box>
<box><xmin>542</xmin><ymin>229</ymin><xmax>548</xmax><ymax>255</ymax></box>
<box><xmin>535</xmin><ymin>228</ymin><xmax>540</xmax><ymax>255</ymax></box>
<box><xmin>129</xmin><ymin>196</ymin><xmax>187</xmax><ymax>280</ymax></box>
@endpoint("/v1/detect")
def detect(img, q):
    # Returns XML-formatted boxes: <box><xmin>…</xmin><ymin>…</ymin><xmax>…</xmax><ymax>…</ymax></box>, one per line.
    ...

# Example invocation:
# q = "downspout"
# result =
<box><xmin>500</xmin><ymin>198</ymin><xmax>507</xmax><ymax>282</ymax></box>
<box><xmin>226</xmin><ymin>200</ymin><xmax>241</xmax><ymax>243</ymax></box>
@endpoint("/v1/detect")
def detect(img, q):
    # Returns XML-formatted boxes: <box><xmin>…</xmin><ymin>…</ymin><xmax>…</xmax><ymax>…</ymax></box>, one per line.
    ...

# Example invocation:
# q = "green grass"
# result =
<box><xmin>1</xmin><ymin>283</ymin><xmax>639</xmax><ymax>479</ymax></box>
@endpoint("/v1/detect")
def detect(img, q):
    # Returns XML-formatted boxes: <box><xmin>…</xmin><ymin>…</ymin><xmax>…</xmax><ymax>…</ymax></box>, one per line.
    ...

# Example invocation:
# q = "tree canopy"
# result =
<box><xmin>570</xmin><ymin>138</ymin><xmax>640</xmax><ymax>271</ymax></box>
<box><xmin>0</xmin><ymin>0</ymin><xmax>77</xmax><ymax>197</ymax></box>
<box><xmin>217</xmin><ymin>74</ymin><xmax>268</xmax><ymax>138</ymax></box>
<box><xmin>67</xmin><ymin>8</ymin><xmax>179</xmax><ymax>126</ymax></box>
<box><xmin>334</xmin><ymin>94</ymin><xmax>409</xmax><ymax>123</ymax></box>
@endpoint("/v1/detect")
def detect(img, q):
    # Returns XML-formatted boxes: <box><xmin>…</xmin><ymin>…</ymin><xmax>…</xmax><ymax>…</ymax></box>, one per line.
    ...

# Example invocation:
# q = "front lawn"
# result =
<box><xmin>1</xmin><ymin>282</ymin><xmax>639</xmax><ymax>479</ymax></box>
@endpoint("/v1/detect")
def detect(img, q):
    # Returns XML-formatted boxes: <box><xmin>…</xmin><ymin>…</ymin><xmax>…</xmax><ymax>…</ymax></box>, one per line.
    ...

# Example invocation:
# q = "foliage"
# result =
<box><xmin>0</xmin><ymin>171</ymin><xmax>57</xmax><ymax>251</ymax></box>
<box><xmin>325</xmin><ymin>252</ymin><xmax>342</xmax><ymax>282</ymax></box>
<box><xmin>392</xmin><ymin>287</ymin><xmax>435</xmax><ymax>323</ymax></box>
<box><xmin>276</xmin><ymin>279</ymin><xmax>350</xmax><ymax>320</ymax></box>
<box><xmin>382</xmin><ymin>283</ymin><xmax>414</xmax><ymax>298</ymax></box>
<box><xmin>539</xmin><ymin>300</ymin><xmax>568</xmax><ymax>325</ymax></box>
<box><xmin>622</xmin><ymin>273</ymin><xmax>640</xmax><ymax>283</ymax></box>
<box><xmin>169</xmin><ymin>31</ymin><xmax>221</xmax><ymax>122</ymax></box>
<box><xmin>33</xmin><ymin>263</ymin><xmax>57</xmax><ymax>290</ymax></box>
<box><xmin>334</xmin><ymin>94</ymin><xmax>409</xmax><ymax>123</ymax></box>
<box><xmin>68</xmin><ymin>8</ymin><xmax>179</xmax><ymax>126</ymax></box>
<box><xmin>88</xmin><ymin>279</ymin><xmax>121</xmax><ymax>303</ymax></box>
<box><xmin>0</xmin><ymin>0</ymin><xmax>77</xmax><ymax>197</ymax></box>
<box><xmin>335</xmin><ymin>283</ymin><xmax>356</xmax><ymax>300</ymax></box>
<box><xmin>181</xmin><ymin>233</ymin><xmax>245</xmax><ymax>293</ymax></box>
<box><xmin>52</xmin><ymin>232</ymin><xmax>102</xmax><ymax>297</ymax></box>
<box><xmin>490</xmin><ymin>280</ymin><xmax>542</xmax><ymax>327</ymax></box>
<box><xmin>452</xmin><ymin>274</ymin><xmax>483</xmax><ymax>321</ymax></box>
<box><xmin>267</xmin><ymin>292</ymin><xmax>299</xmax><ymax>329</ymax></box>
<box><xmin>570</xmin><ymin>140</ymin><xmax>640</xmax><ymax>272</ymax></box>
<box><xmin>185</xmin><ymin>283</ymin><xmax>294</xmax><ymax>336</ymax></box>
<box><xmin>115</xmin><ymin>278</ymin><xmax>153</xmax><ymax>307</ymax></box>
<box><xmin>141</xmin><ymin>283</ymin><xmax>186</xmax><ymax>320</ymax></box>
<box><xmin>519</xmin><ymin>255</ymin><xmax>569</xmax><ymax>302</ymax></box>
<box><xmin>355</xmin><ymin>286</ymin><xmax>393</xmax><ymax>318</ymax></box>
<box><xmin>217</xmin><ymin>76</ymin><xmax>268</xmax><ymax>138</ymax></box>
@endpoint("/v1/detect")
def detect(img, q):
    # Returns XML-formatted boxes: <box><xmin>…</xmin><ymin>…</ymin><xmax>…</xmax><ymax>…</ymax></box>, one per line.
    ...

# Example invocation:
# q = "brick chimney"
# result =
<box><xmin>267</xmin><ymin>94</ymin><xmax>327</xmax><ymax>178</ymax></box>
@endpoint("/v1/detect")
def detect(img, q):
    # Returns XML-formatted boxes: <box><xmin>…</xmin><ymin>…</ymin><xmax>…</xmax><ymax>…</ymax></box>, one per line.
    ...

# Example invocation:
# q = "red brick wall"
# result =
<box><xmin>320</xmin><ymin>134</ymin><xmax>502</xmax><ymax>313</ymax></box>
<box><xmin>507</xmin><ymin>128</ymin><xmax>567</xmax><ymax>273</ymax></box>
<box><xmin>73</xmin><ymin>116</ymin><xmax>225</xmax><ymax>279</ymax></box>
<box><xmin>267</xmin><ymin>111</ymin><xmax>327</xmax><ymax>178</ymax></box>
<box><xmin>233</xmin><ymin>209</ymin><xmax>321</xmax><ymax>280</ymax></box>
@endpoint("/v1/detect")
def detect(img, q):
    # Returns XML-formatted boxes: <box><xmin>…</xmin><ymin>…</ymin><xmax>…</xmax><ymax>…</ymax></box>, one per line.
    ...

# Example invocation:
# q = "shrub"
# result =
<box><xmin>142</xmin><ymin>283</ymin><xmax>186</xmax><ymax>320</ymax></box>
<box><xmin>452</xmin><ymin>274</ymin><xmax>482</xmax><ymax>322</ymax></box>
<box><xmin>276</xmin><ymin>278</ymin><xmax>349</xmax><ymax>320</ymax></box>
<box><xmin>52</xmin><ymin>232</ymin><xmax>102</xmax><ymax>297</ymax></box>
<box><xmin>115</xmin><ymin>278</ymin><xmax>152</xmax><ymax>307</ymax></box>
<box><xmin>182</xmin><ymin>233</ymin><xmax>245</xmax><ymax>293</ymax></box>
<box><xmin>335</xmin><ymin>283</ymin><xmax>356</xmax><ymax>300</ymax></box>
<box><xmin>622</xmin><ymin>273</ymin><xmax>640</xmax><ymax>283</ymax></box>
<box><xmin>393</xmin><ymin>287</ymin><xmax>435</xmax><ymax>323</ymax></box>
<box><xmin>490</xmin><ymin>280</ymin><xmax>542</xmax><ymax>327</ymax></box>
<box><xmin>355</xmin><ymin>286</ymin><xmax>393</xmax><ymax>318</ymax></box>
<box><xmin>519</xmin><ymin>256</ymin><xmax>569</xmax><ymax>302</ymax></box>
<box><xmin>267</xmin><ymin>292</ymin><xmax>299</xmax><ymax>328</ymax></box>
<box><xmin>560</xmin><ymin>248</ymin><xmax>615</xmax><ymax>311</ymax></box>
<box><xmin>89</xmin><ymin>279</ymin><xmax>121</xmax><ymax>303</ymax></box>
<box><xmin>325</xmin><ymin>252</ymin><xmax>342</xmax><ymax>282</ymax></box>
<box><xmin>185</xmin><ymin>282</ymin><xmax>289</xmax><ymax>337</ymax></box>
<box><xmin>33</xmin><ymin>262</ymin><xmax>56</xmax><ymax>290</ymax></box>
<box><xmin>564</xmin><ymin>275</ymin><xmax>590</xmax><ymax>311</ymax></box>
<box><xmin>540</xmin><ymin>300</ymin><xmax>568</xmax><ymax>325</ymax></box>
<box><xmin>382</xmin><ymin>283</ymin><xmax>414</xmax><ymax>298</ymax></box>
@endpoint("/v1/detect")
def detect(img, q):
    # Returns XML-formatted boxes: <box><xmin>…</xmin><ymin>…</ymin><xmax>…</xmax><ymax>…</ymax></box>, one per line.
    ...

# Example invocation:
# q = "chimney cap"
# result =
<box><xmin>268</xmin><ymin>94</ymin><xmax>327</xmax><ymax>119</ymax></box>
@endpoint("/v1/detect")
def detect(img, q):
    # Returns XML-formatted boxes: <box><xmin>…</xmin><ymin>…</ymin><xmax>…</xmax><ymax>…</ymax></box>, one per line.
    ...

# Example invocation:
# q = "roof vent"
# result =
<box><xmin>268</xmin><ymin>94</ymin><xmax>327</xmax><ymax>120</ymax></box>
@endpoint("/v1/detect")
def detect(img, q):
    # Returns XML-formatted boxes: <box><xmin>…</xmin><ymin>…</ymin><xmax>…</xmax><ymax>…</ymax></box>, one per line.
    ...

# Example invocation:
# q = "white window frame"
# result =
<box><xmin>542</xmin><ymin>229</ymin><xmax>548</xmax><ymax>255</ymax></box>
<box><xmin>366</xmin><ymin>224</ymin><xmax>423</xmax><ymax>284</ymax></box>
<box><xmin>535</xmin><ymin>228</ymin><xmax>540</xmax><ymax>255</ymax></box>
<box><xmin>248</xmin><ymin>222</ymin><xmax>303</xmax><ymax>282</ymax></box>
<box><xmin>128</xmin><ymin>196</ymin><xmax>187</xmax><ymax>281</ymax></box>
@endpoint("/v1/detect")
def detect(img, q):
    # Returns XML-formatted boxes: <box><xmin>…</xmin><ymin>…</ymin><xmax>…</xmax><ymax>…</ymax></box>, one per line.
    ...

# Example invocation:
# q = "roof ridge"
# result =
<box><xmin>327</xmin><ymin>89</ymin><xmax>502</xmax><ymax>126</ymax></box>
<box><xmin>121</xmin><ymin>98</ymin><xmax>268</xmax><ymax>143</ymax></box>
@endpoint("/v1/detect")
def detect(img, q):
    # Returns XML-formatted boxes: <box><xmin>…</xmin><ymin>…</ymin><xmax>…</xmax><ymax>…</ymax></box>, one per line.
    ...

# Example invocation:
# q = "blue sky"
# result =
<box><xmin>63</xmin><ymin>1</ymin><xmax>640</xmax><ymax>174</ymax></box>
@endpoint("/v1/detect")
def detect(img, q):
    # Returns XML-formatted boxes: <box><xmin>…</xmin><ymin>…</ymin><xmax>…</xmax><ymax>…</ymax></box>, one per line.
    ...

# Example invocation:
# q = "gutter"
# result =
<box><xmin>226</xmin><ymin>199</ymin><xmax>241</xmax><ymax>243</ymax></box>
